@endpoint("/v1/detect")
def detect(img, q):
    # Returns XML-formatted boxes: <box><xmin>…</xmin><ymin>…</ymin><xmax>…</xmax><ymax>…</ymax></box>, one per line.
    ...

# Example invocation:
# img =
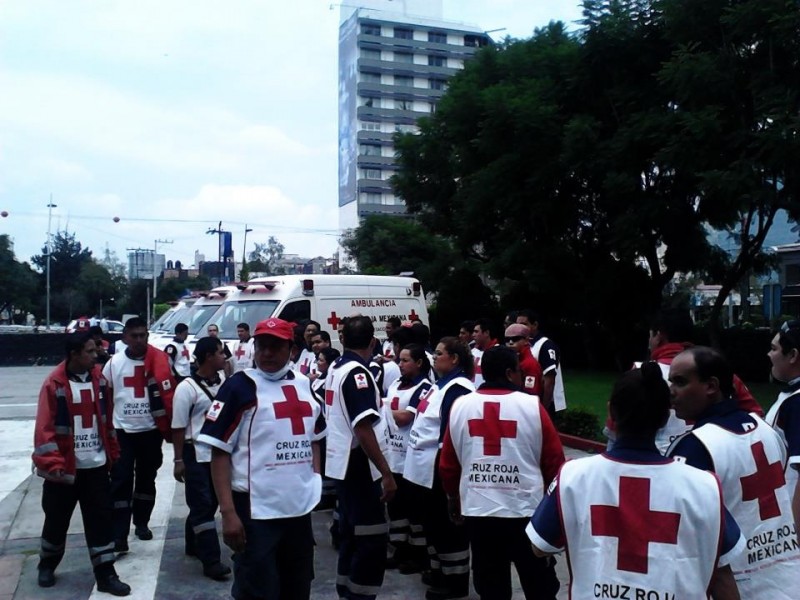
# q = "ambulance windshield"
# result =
<box><xmin>207</xmin><ymin>300</ymin><xmax>281</xmax><ymax>339</ymax></box>
<box><xmin>185</xmin><ymin>304</ymin><xmax>225</xmax><ymax>335</ymax></box>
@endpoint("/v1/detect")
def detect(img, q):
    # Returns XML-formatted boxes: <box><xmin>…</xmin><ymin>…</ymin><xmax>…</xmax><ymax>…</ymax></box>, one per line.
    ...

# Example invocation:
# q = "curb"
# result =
<box><xmin>558</xmin><ymin>433</ymin><xmax>606</xmax><ymax>454</ymax></box>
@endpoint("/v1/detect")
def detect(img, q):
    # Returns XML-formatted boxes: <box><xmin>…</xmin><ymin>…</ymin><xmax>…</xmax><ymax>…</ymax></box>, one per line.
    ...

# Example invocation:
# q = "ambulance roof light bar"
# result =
<box><xmin>302</xmin><ymin>279</ymin><xmax>314</xmax><ymax>296</ymax></box>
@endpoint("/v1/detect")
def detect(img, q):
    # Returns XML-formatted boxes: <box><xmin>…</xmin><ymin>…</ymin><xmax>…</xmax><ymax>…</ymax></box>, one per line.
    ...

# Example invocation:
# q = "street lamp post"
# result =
<box><xmin>46</xmin><ymin>197</ymin><xmax>57</xmax><ymax>330</ymax></box>
<box><xmin>242</xmin><ymin>224</ymin><xmax>253</xmax><ymax>281</ymax></box>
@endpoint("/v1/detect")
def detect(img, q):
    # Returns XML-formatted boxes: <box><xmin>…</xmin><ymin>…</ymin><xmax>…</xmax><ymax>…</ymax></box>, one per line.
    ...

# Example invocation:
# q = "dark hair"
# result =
<box><xmin>237</xmin><ymin>322</ymin><xmax>250</xmax><ymax>331</ymax></box>
<box><xmin>307</xmin><ymin>320</ymin><xmax>320</xmax><ymax>331</ymax></box>
<box><xmin>474</xmin><ymin>318</ymin><xmax>499</xmax><ymax>340</ymax></box>
<box><xmin>438</xmin><ymin>336</ymin><xmax>474</xmax><ymax>379</ymax></box>
<box><xmin>411</xmin><ymin>322</ymin><xmax>430</xmax><ymax>346</ymax></box>
<box><xmin>194</xmin><ymin>336</ymin><xmax>222</xmax><ymax>365</ymax></box>
<box><xmin>313</xmin><ymin>330</ymin><xmax>331</xmax><ymax>344</ymax></box>
<box><xmin>481</xmin><ymin>346</ymin><xmax>519</xmax><ymax>384</ymax></box>
<box><xmin>459</xmin><ymin>320</ymin><xmax>475</xmax><ymax>333</ymax></box>
<box><xmin>391</xmin><ymin>326</ymin><xmax>415</xmax><ymax>349</ymax></box>
<box><xmin>685</xmin><ymin>346</ymin><xmax>734</xmax><ymax>398</ymax></box>
<box><xmin>400</xmin><ymin>343</ymin><xmax>431</xmax><ymax>376</ymax></box>
<box><xmin>505</xmin><ymin>311</ymin><xmax>518</xmax><ymax>323</ymax></box>
<box><xmin>88</xmin><ymin>325</ymin><xmax>104</xmax><ymax>336</ymax></box>
<box><xmin>609</xmin><ymin>362</ymin><xmax>670</xmax><ymax>437</ymax></box>
<box><xmin>387</xmin><ymin>317</ymin><xmax>402</xmax><ymax>328</ymax></box>
<box><xmin>778</xmin><ymin>321</ymin><xmax>800</xmax><ymax>354</ymax></box>
<box><xmin>317</xmin><ymin>347</ymin><xmax>341</xmax><ymax>368</ymax></box>
<box><xmin>174</xmin><ymin>322</ymin><xmax>189</xmax><ymax>335</ymax></box>
<box><xmin>293</xmin><ymin>323</ymin><xmax>306</xmax><ymax>347</ymax></box>
<box><xmin>65</xmin><ymin>332</ymin><xmax>94</xmax><ymax>360</ymax></box>
<box><xmin>517</xmin><ymin>309</ymin><xmax>539</xmax><ymax>324</ymax></box>
<box><xmin>124</xmin><ymin>316</ymin><xmax>147</xmax><ymax>331</ymax></box>
<box><xmin>343</xmin><ymin>316</ymin><xmax>375</xmax><ymax>350</ymax></box>
<box><xmin>650</xmin><ymin>309</ymin><xmax>694</xmax><ymax>343</ymax></box>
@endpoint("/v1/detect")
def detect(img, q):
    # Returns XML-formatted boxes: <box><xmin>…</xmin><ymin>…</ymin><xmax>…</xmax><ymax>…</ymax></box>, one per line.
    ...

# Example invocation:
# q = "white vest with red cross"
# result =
<box><xmin>383</xmin><ymin>378</ymin><xmax>427</xmax><ymax>474</ymax></box>
<box><xmin>447</xmin><ymin>390</ymin><xmax>544</xmax><ymax>518</ymax></box>
<box><xmin>103</xmin><ymin>353</ymin><xmax>156</xmax><ymax>432</ymax></box>
<box><xmin>239</xmin><ymin>370</ymin><xmax>322</xmax><ymax>519</ymax></box>
<box><xmin>690</xmin><ymin>417</ymin><xmax>800</xmax><ymax>596</ymax></box>
<box><xmin>556</xmin><ymin>455</ymin><xmax>725</xmax><ymax>600</ymax></box>
<box><xmin>471</xmin><ymin>348</ymin><xmax>485</xmax><ymax>388</ymax></box>
<box><xmin>68</xmin><ymin>379</ymin><xmax>106</xmax><ymax>469</ymax></box>
<box><xmin>232</xmin><ymin>338</ymin><xmax>254</xmax><ymax>373</ymax></box>
<box><xmin>765</xmin><ymin>390</ymin><xmax>800</xmax><ymax>491</ymax></box>
<box><xmin>324</xmin><ymin>360</ymin><xmax>386</xmax><ymax>481</ymax></box>
<box><xmin>404</xmin><ymin>376</ymin><xmax>474</xmax><ymax>489</ymax></box>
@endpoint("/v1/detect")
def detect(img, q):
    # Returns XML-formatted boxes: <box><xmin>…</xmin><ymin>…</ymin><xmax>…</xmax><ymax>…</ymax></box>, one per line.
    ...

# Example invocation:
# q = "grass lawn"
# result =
<box><xmin>564</xmin><ymin>369</ymin><xmax>782</xmax><ymax>429</ymax></box>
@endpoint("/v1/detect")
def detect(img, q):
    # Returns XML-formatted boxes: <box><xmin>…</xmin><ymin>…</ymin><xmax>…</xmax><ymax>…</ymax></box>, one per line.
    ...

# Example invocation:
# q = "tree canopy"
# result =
<box><xmin>385</xmin><ymin>0</ymin><xmax>800</xmax><ymax>342</ymax></box>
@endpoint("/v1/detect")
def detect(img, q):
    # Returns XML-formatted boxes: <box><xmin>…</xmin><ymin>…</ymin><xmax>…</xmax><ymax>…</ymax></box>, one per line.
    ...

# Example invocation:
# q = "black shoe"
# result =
<box><xmin>425</xmin><ymin>587</ymin><xmax>468</xmax><ymax>600</ymax></box>
<box><xmin>398</xmin><ymin>560</ymin><xmax>424</xmax><ymax>575</ymax></box>
<box><xmin>203</xmin><ymin>562</ymin><xmax>231</xmax><ymax>581</ymax></box>
<box><xmin>134</xmin><ymin>526</ymin><xmax>153</xmax><ymax>540</ymax></box>
<box><xmin>114</xmin><ymin>539</ymin><xmax>129</xmax><ymax>554</ymax></box>
<box><xmin>185</xmin><ymin>546</ymin><xmax>196</xmax><ymax>557</ymax></box>
<box><xmin>96</xmin><ymin>574</ymin><xmax>131</xmax><ymax>596</ymax></box>
<box><xmin>37</xmin><ymin>567</ymin><xmax>55</xmax><ymax>588</ymax></box>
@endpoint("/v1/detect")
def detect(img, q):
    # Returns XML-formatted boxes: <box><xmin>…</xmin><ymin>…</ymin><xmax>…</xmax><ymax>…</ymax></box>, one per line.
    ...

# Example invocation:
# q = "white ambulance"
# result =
<box><xmin>204</xmin><ymin>274</ymin><xmax>428</xmax><ymax>350</ymax></box>
<box><xmin>151</xmin><ymin>286</ymin><xmax>238</xmax><ymax>351</ymax></box>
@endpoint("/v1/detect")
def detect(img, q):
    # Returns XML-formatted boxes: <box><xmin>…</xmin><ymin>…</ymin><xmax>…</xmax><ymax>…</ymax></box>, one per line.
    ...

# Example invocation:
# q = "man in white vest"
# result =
<box><xmin>164</xmin><ymin>323</ymin><xmax>192</xmax><ymax>382</ymax></box>
<box><xmin>325</xmin><ymin>315</ymin><xmax>396</xmax><ymax>600</ymax></box>
<box><xmin>198</xmin><ymin>317</ymin><xmax>326</xmax><ymax>600</ymax></box>
<box><xmin>440</xmin><ymin>346</ymin><xmax>565</xmax><ymax>600</ymax></box>
<box><xmin>471</xmin><ymin>318</ymin><xmax>500</xmax><ymax>388</ymax></box>
<box><xmin>668</xmin><ymin>346</ymin><xmax>800</xmax><ymax>598</ymax></box>
<box><xmin>767</xmin><ymin>320</ymin><xmax>800</xmax><ymax>539</ymax></box>
<box><xmin>528</xmin><ymin>361</ymin><xmax>743</xmax><ymax>600</ymax></box>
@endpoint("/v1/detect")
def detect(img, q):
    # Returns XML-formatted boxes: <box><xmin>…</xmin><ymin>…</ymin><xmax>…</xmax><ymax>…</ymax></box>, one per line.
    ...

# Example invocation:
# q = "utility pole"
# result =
<box><xmin>46</xmin><ymin>196</ymin><xmax>57</xmax><ymax>330</ymax></box>
<box><xmin>153</xmin><ymin>239</ymin><xmax>173</xmax><ymax>314</ymax></box>
<box><xmin>241</xmin><ymin>224</ymin><xmax>253</xmax><ymax>281</ymax></box>
<box><xmin>206</xmin><ymin>222</ymin><xmax>225</xmax><ymax>286</ymax></box>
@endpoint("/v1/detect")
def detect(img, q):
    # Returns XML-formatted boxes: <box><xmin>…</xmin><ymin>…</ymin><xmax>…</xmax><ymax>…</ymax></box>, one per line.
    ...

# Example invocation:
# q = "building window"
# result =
<box><xmin>394</xmin><ymin>52</ymin><xmax>414</xmax><ymax>64</ymax></box>
<box><xmin>364</xmin><ymin>192</ymin><xmax>382</xmax><ymax>204</ymax></box>
<box><xmin>365</xmin><ymin>169</ymin><xmax>382</xmax><ymax>179</ymax></box>
<box><xmin>361</xmin><ymin>72</ymin><xmax>381</xmax><ymax>83</ymax></box>
<box><xmin>464</xmin><ymin>35</ymin><xmax>486</xmax><ymax>48</ymax></box>
<box><xmin>395</xmin><ymin>99</ymin><xmax>411</xmax><ymax>111</ymax></box>
<box><xmin>362</xmin><ymin>24</ymin><xmax>381</xmax><ymax>36</ymax></box>
<box><xmin>362</xmin><ymin>121</ymin><xmax>381</xmax><ymax>131</ymax></box>
<box><xmin>429</xmin><ymin>78</ymin><xmax>446</xmax><ymax>90</ymax></box>
<box><xmin>395</xmin><ymin>124</ymin><xmax>417</xmax><ymax>134</ymax></box>
<box><xmin>364</xmin><ymin>97</ymin><xmax>381</xmax><ymax>108</ymax></box>
<box><xmin>428</xmin><ymin>55</ymin><xmax>445</xmax><ymax>67</ymax></box>
<box><xmin>360</xmin><ymin>144</ymin><xmax>382</xmax><ymax>156</ymax></box>
<box><xmin>428</xmin><ymin>31</ymin><xmax>447</xmax><ymax>44</ymax></box>
<box><xmin>394</xmin><ymin>28</ymin><xmax>413</xmax><ymax>40</ymax></box>
<box><xmin>394</xmin><ymin>75</ymin><xmax>412</xmax><ymax>87</ymax></box>
<box><xmin>429</xmin><ymin>101</ymin><xmax>438</xmax><ymax>114</ymax></box>
<box><xmin>361</xmin><ymin>48</ymin><xmax>380</xmax><ymax>60</ymax></box>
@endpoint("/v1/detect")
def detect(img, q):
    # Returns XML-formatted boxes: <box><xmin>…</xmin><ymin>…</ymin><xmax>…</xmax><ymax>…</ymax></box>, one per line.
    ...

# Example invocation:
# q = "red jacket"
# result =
<box><xmin>518</xmin><ymin>347</ymin><xmax>544</xmax><ymax>397</ymax></box>
<box><xmin>32</xmin><ymin>361</ymin><xmax>119</xmax><ymax>484</ymax></box>
<box><xmin>605</xmin><ymin>342</ymin><xmax>763</xmax><ymax>432</ymax></box>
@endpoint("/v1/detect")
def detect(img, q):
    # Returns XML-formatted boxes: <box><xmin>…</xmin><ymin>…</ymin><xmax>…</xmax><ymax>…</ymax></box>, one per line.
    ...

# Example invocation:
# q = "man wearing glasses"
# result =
<box><xmin>767</xmin><ymin>320</ymin><xmax>800</xmax><ymax>542</ymax></box>
<box><xmin>504</xmin><ymin>324</ymin><xmax>543</xmax><ymax>398</ymax></box>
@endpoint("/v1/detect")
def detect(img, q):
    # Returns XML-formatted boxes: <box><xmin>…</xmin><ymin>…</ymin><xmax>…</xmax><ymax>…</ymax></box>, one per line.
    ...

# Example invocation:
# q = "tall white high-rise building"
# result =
<box><xmin>337</xmin><ymin>1</ymin><xmax>489</xmax><ymax>237</ymax></box>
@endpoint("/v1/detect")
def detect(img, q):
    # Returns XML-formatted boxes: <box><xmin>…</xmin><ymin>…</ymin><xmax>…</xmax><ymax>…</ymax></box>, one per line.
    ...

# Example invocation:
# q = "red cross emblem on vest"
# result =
<box><xmin>325</xmin><ymin>389</ymin><xmax>334</xmax><ymax>407</ymax></box>
<box><xmin>274</xmin><ymin>385</ymin><xmax>313</xmax><ymax>435</ymax></box>
<box><xmin>235</xmin><ymin>344</ymin><xmax>247</xmax><ymax>360</ymax></box>
<box><xmin>75</xmin><ymin>388</ymin><xmax>96</xmax><ymax>429</ymax></box>
<box><xmin>122</xmin><ymin>365</ymin><xmax>147</xmax><ymax>399</ymax></box>
<box><xmin>181</xmin><ymin>345</ymin><xmax>190</xmax><ymax>360</ymax></box>
<box><xmin>740</xmin><ymin>441</ymin><xmax>785</xmax><ymax>520</ymax></box>
<box><xmin>417</xmin><ymin>387</ymin><xmax>434</xmax><ymax>413</ymax></box>
<box><xmin>327</xmin><ymin>311</ymin><xmax>341</xmax><ymax>329</ymax></box>
<box><xmin>591</xmin><ymin>476</ymin><xmax>681</xmax><ymax>574</ymax></box>
<box><xmin>390</xmin><ymin>396</ymin><xmax>400</xmax><ymax>410</ymax></box>
<box><xmin>468</xmin><ymin>401</ymin><xmax>517</xmax><ymax>456</ymax></box>
<box><xmin>474</xmin><ymin>354</ymin><xmax>482</xmax><ymax>375</ymax></box>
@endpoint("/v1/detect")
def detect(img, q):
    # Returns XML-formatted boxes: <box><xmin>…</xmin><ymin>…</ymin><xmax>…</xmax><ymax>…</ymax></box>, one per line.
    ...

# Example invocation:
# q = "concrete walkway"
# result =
<box><xmin>0</xmin><ymin>366</ymin><xmax>590</xmax><ymax>599</ymax></box>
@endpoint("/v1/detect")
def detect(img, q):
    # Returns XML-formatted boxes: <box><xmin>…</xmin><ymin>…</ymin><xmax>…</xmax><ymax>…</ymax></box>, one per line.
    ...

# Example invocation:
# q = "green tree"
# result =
<box><xmin>248</xmin><ymin>236</ymin><xmax>285</xmax><ymax>275</ymax></box>
<box><xmin>0</xmin><ymin>234</ymin><xmax>38</xmax><ymax>322</ymax></box>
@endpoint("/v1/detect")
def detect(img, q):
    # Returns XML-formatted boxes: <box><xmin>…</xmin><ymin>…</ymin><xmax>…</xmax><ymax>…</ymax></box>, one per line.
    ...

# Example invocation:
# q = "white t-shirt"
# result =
<box><xmin>172</xmin><ymin>374</ymin><xmax>225</xmax><ymax>463</ymax></box>
<box><xmin>102</xmin><ymin>352</ymin><xmax>156</xmax><ymax>432</ymax></box>
<box><xmin>68</xmin><ymin>378</ymin><xmax>106</xmax><ymax>469</ymax></box>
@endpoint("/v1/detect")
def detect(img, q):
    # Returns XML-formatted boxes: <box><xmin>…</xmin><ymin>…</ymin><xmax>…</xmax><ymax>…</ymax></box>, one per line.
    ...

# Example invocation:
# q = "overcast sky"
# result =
<box><xmin>0</xmin><ymin>1</ymin><xmax>584</xmax><ymax>270</ymax></box>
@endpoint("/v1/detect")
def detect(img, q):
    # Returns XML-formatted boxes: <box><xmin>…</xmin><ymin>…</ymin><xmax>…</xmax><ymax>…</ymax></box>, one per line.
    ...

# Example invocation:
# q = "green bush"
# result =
<box><xmin>554</xmin><ymin>408</ymin><xmax>603</xmax><ymax>442</ymax></box>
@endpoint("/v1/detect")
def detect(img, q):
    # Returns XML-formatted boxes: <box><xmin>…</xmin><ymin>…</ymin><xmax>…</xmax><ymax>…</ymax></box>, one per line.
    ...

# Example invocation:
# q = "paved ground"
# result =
<box><xmin>0</xmin><ymin>366</ymin><xmax>590</xmax><ymax>599</ymax></box>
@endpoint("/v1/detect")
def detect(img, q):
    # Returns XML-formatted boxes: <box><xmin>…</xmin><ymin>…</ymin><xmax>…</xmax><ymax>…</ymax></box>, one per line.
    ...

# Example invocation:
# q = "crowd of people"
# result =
<box><xmin>31</xmin><ymin>308</ymin><xmax>800</xmax><ymax>599</ymax></box>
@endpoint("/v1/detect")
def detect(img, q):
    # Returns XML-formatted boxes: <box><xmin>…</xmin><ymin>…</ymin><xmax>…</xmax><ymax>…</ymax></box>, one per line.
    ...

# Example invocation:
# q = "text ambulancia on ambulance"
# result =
<box><xmin>201</xmin><ymin>275</ymin><xmax>428</xmax><ymax>350</ymax></box>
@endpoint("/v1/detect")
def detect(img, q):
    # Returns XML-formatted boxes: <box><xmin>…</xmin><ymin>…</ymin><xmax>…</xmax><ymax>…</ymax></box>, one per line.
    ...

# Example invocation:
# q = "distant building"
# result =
<box><xmin>127</xmin><ymin>249</ymin><xmax>165</xmax><ymax>280</ymax></box>
<box><xmin>337</xmin><ymin>0</ymin><xmax>489</xmax><ymax>238</ymax></box>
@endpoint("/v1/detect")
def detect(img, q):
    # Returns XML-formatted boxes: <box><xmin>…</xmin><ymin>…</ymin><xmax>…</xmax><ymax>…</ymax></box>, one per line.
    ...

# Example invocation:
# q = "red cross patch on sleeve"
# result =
<box><xmin>206</xmin><ymin>401</ymin><xmax>224</xmax><ymax>422</ymax></box>
<box><xmin>162</xmin><ymin>379</ymin><xmax>172</xmax><ymax>391</ymax></box>
<box><xmin>524</xmin><ymin>376</ymin><xmax>536</xmax><ymax>389</ymax></box>
<box><xmin>354</xmin><ymin>373</ymin><xmax>368</xmax><ymax>390</ymax></box>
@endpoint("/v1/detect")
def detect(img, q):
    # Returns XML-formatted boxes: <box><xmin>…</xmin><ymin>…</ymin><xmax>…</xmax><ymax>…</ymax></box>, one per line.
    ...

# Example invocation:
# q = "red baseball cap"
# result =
<box><xmin>253</xmin><ymin>318</ymin><xmax>295</xmax><ymax>341</ymax></box>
